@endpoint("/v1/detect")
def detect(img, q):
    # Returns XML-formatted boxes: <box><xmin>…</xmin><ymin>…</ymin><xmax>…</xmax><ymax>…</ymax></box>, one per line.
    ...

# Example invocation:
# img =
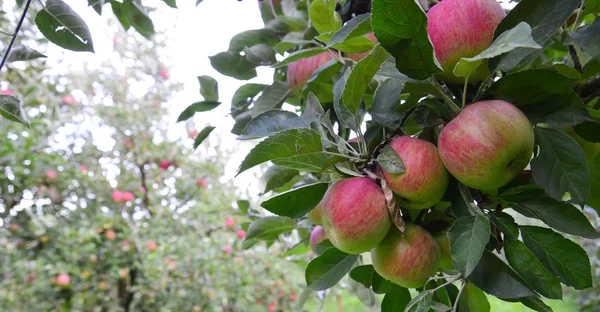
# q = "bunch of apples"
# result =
<box><xmin>296</xmin><ymin>0</ymin><xmax>594</xmax><ymax>289</ymax></box>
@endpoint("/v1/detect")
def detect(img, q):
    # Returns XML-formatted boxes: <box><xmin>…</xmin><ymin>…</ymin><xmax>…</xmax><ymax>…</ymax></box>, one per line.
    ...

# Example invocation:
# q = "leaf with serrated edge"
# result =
<box><xmin>260</xmin><ymin>182</ymin><xmax>328</xmax><ymax>218</ymax></box>
<box><xmin>377</xmin><ymin>145</ymin><xmax>405</xmax><ymax>174</ymax></box>
<box><xmin>0</xmin><ymin>95</ymin><xmax>29</xmax><ymax>127</ymax></box>
<box><xmin>35</xmin><ymin>0</ymin><xmax>94</xmax><ymax>52</ymax></box>
<box><xmin>305</xmin><ymin>247</ymin><xmax>358</xmax><ymax>290</ymax></box>
<box><xmin>447</xmin><ymin>216</ymin><xmax>491</xmax><ymax>277</ymax></box>
<box><xmin>239</xmin><ymin>109</ymin><xmax>308</xmax><ymax>140</ymax></box>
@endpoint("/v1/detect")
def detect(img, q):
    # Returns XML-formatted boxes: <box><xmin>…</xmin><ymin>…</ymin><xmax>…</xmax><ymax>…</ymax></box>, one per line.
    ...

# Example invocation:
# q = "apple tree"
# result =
<box><xmin>176</xmin><ymin>0</ymin><xmax>600</xmax><ymax>311</ymax></box>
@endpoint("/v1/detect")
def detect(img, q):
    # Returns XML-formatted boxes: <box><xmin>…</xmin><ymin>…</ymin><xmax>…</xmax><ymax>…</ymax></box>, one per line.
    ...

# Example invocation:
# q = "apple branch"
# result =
<box><xmin>0</xmin><ymin>0</ymin><xmax>32</xmax><ymax>71</ymax></box>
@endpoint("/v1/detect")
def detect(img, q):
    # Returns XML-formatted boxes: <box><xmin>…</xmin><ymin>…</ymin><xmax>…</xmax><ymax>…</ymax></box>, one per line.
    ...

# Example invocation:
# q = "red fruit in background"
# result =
<box><xmin>123</xmin><ymin>139</ymin><xmax>133</xmax><ymax>149</ymax></box>
<box><xmin>80</xmin><ymin>165</ymin><xmax>88</xmax><ymax>173</ymax></box>
<box><xmin>98</xmin><ymin>280</ymin><xmax>109</xmax><ymax>290</ymax></box>
<box><xmin>165</xmin><ymin>258</ymin><xmax>177</xmax><ymax>270</ymax></box>
<box><xmin>105</xmin><ymin>229</ymin><xmax>117</xmax><ymax>240</ymax></box>
<box><xmin>438</xmin><ymin>100</ymin><xmax>534</xmax><ymax>190</ymax></box>
<box><xmin>112</xmin><ymin>191</ymin><xmax>123</xmax><ymax>202</ymax></box>
<box><xmin>196</xmin><ymin>179</ymin><xmax>208</xmax><ymax>187</ymax></box>
<box><xmin>193</xmin><ymin>306</ymin><xmax>201</xmax><ymax>312</ymax></box>
<box><xmin>121</xmin><ymin>192</ymin><xmax>134</xmax><ymax>201</ymax></box>
<box><xmin>236</xmin><ymin>230</ymin><xmax>246</xmax><ymax>239</ymax></box>
<box><xmin>345</xmin><ymin>32</ymin><xmax>379</xmax><ymax>62</ymax></box>
<box><xmin>371</xmin><ymin>223</ymin><xmax>440</xmax><ymax>288</ymax></box>
<box><xmin>287</xmin><ymin>51</ymin><xmax>335</xmax><ymax>93</ymax></box>
<box><xmin>139</xmin><ymin>186</ymin><xmax>147</xmax><ymax>194</ymax></box>
<box><xmin>278</xmin><ymin>291</ymin><xmax>284</xmax><ymax>297</ymax></box>
<box><xmin>189</xmin><ymin>129</ymin><xmax>199</xmax><ymax>139</ymax></box>
<box><xmin>159</xmin><ymin>160</ymin><xmax>170</xmax><ymax>170</ymax></box>
<box><xmin>147</xmin><ymin>240</ymin><xmax>157</xmax><ymax>251</ymax></box>
<box><xmin>225</xmin><ymin>218</ymin><xmax>235</xmax><ymax>227</ymax></box>
<box><xmin>57</xmin><ymin>273</ymin><xmax>71</xmax><ymax>286</ymax></box>
<box><xmin>321</xmin><ymin>177</ymin><xmax>391</xmax><ymax>254</ymax></box>
<box><xmin>1</xmin><ymin>89</ymin><xmax>13</xmax><ymax>95</ymax></box>
<box><xmin>46</xmin><ymin>170</ymin><xmax>57</xmax><ymax>180</ymax></box>
<box><xmin>290</xmin><ymin>295</ymin><xmax>297</xmax><ymax>302</ymax></box>
<box><xmin>119</xmin><ymin>268</ymin><xmax>129</xmax><ymax>279</ymax></box>
<box><xmin>223</xmin><ymin>245</ymin><xmax>233</xmax><ymax>253</ymax></box>
<box><xmin>9</xmin><ymin>223</ymin><xmax>19</xmax><ymax>233</ymax></box>
<box><xmin>381</xmin><ymin>137</ymin><xmax>449</xmax><ymax>210</ymax></box>
<box><xmin>159</xmin><ymin>69</ymin><xmax>169</xmax><ymax>79</ymax></box>
<box><xmin>62</xmin><ymin>95</ymin><xmax>78</xmax><ymax>105</ymax></box>
<box><xmin>427</xmin><ymin>0</ymin><xmax>505</xmax><ymax>83</ymax></box>
<box><xmin>309</xmin><ymin>226</ymin><xmax>327</xmax><ymax>253</ymax></box>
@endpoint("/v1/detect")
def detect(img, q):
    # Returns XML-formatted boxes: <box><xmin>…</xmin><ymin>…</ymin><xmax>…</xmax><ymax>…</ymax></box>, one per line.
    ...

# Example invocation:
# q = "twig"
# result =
<box><xmin>0</xmin><ymin>0</ymin><xmax>33</xmax><ymax>71</ymax></box>
<box><xmin>569</xmin><ymin>46</ymin><xmax>583</xmax><ymax>73</ymax></box>
<box><xmin>452</xmin><ymin>280</ymin><xmax>467</xmax><ymax>312</ymax></box>
<box><xmin>430</xmin><ymin>76</ymin><xmax>461</xmax><ymax>114</ymax></box>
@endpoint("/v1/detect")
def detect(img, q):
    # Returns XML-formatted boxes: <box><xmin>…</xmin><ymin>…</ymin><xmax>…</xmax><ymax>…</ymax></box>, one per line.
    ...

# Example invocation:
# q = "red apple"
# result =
<box><xmin>1</xmin><ymin>89</ymin><xmax>13</xmax><ymax>95</ymax></box>
<box><xmin>9</xmin><ymin>223</ymin><xmax>19</xmax><ymax>233</ymax></box>
<box><xmin>345</xmin><ymin>32</ymin><xmax>379</xmax><ymax>62</ymax></box>
<box><xmin>105</xmin><ymin>229</ymin><xmax>117</xmax><ymax>240</ymax></box>
<box><xmin>123</xmin><ymin>139</ymin><xmax>133</xmax><ymax>149</ymax></box>
<box><xmin>159</xmin><ymin>69</ymin><xmax>169</xmax><ymax>79</ymax></box>
<box><xmin>159</xmin><ymin>160</ymin><xmax>170</xmax><ymax>170</ymax></box>
<box><xmin>371</xmin><ymin>223</ymin><xmax>440</xmax><ymax>288</ymax></box>
<box><xmin>290</xmin><ymin>295</ymin><xmax>297</xmax><ymax>302</ymax></box>
<box><xmin>189</xmin><ymin>129</ymin><xmax>199</xmax><ymax>139</ymax></box>
<box><xmin>121</xmin><ymin>192</ymin><xmax>135</xmax><ymax>201</ymax></box>
<box><xmin>381</xmin><ymin>137</ymin><xmax>449</xmax><ymax>210</ymax></box>
<box><xmin>321</xmin><ymin>177</ymin><xmax>391</xmax><ymax>254</ymax></box>
<box><xmin>287</xmin><ymin>51</ymin><xmax>335</xmax><ymax>93</ymax></box>
<box><xmin>427</xmin><ymin>0</ymin><xmax>505</xmax><ymax>83</ymax></box>
<box><xmin>223</xmin><ymin>245</ymin><xmax>233</xmax><ymax>253</ymax></box>
<box><xmin>307</xmin><ymin>202</ymin><xmax>322</xmax><ymax>225</ymax></box>
<box><xmin>236</xmin><ymin>230</ymin><xmax>246</xmax><ymax>239</ymax></box>
<box><xmin>62</xmin><ymin>95</ymin><xmax>78</xmax><ymax>105</ymax></box>
<box><xmin>57</xmin><ymin>273</ymin><xmax>71</xmax><ymax>287</ymax></box>
<box><xmin>46</xmin><ymin>170</ymin><xmax>57</xmax><ymax>180</ymax></box>
<box><xmin>309</xmin><ymin>226</ymin><xmax>327</xmax><ymax>253</ymax></box>
<box><xmin>118</xmin><ymin>268</ymin><xmax>129</xmax><ymax>279</ymax></box>
<box><xmin>80</xmin><ymin>165</ymin><xmax>88</xmax><ymax>173</ymax></box>
<box><xmin>147</xmin><ymin>240</ymin><xmax>157</xmax><ymax>251</ymax></box>
<box><xmin>196</xmin><ymin>179</ymin><xmax>208</xmax><ymax>187</ymax></box>
<box><xmin>225</xmin><ymin>218</ymin><xmax>235</xmax><ymax>227</ymax></box>
<box><xmin>438</xmin><ymin>100</ymin><xmax>534</xmax><ymax>190</ymax></box>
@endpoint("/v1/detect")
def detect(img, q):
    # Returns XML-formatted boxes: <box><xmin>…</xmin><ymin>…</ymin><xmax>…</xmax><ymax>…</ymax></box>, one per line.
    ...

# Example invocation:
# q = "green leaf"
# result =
<box><xmin>531</xmin><ymin>127</ymin><xmax>590</xmax><ymax>205</ymax></box>
<box><xmin>274</xmin><ymin>48</ymin><xmax>329</xmax><ymax>68</ymax></box>
<box><xmin>492</xmin><ymin>0</ymin><xmax>580</xmax><ymax>71</ymax></box>
<box><xmin>237</xmin><ymin>200</ymin><xmax>249</xmax><ymax>214</ymax></box>
<box><xmin>587</xmin><ymin>154</ymin><xmax>600</xmax><ymax>212</ymax></box>
<box><xmin>314</xmin><ymin>240</ymin><xmax>335</xmax><ymax>255</ymax></box>
<box><xmin>274</xmin><ymin>39</ymin><xmax>316</xmax><ymax>54</ymax></box>
<box><xmin>333</xmin><ymin>67</ymin><xmax>358</xmax><ymax>131</ymax></box>
<box><xmin>6</xmin><ymin>45</ymin><xmax>47</xmax><ymax>63</ymax></box>
<box><xmin>209</xmin><ymin>51</ymin><xmax>257</xmax><ymax>80</ymax></box>
<box><xmin>239</xmin><ymin>109</ymin><xmax>308</xmax><ymax>140</ymax></box>
<box><xmin>35</xmin><ymin>0</ymin><xmax>94</xmax><ymax>52</ymax></box>
<box><xmin>529</xmin><ymin>98</ymin><xmax>592</xmax><ymax>128</ymax></box>
<box><xmin>491</xmin><ymin>212</ymin><xmax>519</xmax><ymax>241</ymax></box>
<box><xmin>504</xmin><ymin>239</ymin><xmax>562</xmax><ymax>299</ymax></box>
<box><xmin>371</xmin><ymin>271</ymin><xmax>398</xmax><ymax>294</ymax></box>
<box><xmin>231</xmin><ymin>83</ymin><xmax>267</xmax><ymax>116</ymax></box>
<box><xmin>343</xmin><ymin>45</ymin><xmax>390</xmax><ymax>114</ymax></box>
<box><xmin>262</xmin><ymin>166</ymin><xmax>298</xmax><ymax>194</ymax></box>
<box><xmin>510</xmin><ymin>198</ymin><xmax>600</xmax><ymax>239</ymax></box>
<box><xmin>405</xmin><ymin>291</ymin><xmax>433</xmax><ymax>312</ymax></box>
<box><xmin>249</xmin><ymin>82</ymin><xmax>290</xmax><ymax>117</ymax></box>
<box><xmin>244</xmin><ymin>43</ymin><xmax>277</xmax><ymax>65</ymax></box>
<box><xmin>376</xmin><ymin>145</ymin><xmax>405</xmax><ymax>174</ymax></box>
<box><xmin>305</xmin><ymin>247</ymin><xmax>358</xmax><ymax>291</ymax></box>
<box><xmin>517</xmin><ymin>297</ymin><xmax>553</xmax><ymax>312</ymax></box>
<box><xmin>123</xmin><ymin>0</ymin><xmax>155</xmax><ymax>38</ymax></box>
<box><xmin>520</xmin><ymin>226</ymin><xmax>592</xmax><ymax>290</ymax></box>
<box><xmin>245</xmin><ymin>216</ymin><xmax>297</xmax><ymax>241</ymax></box>
<box><xmin>349</xmin><ymin>265</ymin><xmax>374</xmax><ymax>288</ymax></box>
<box><xmin>229</xmin><ymin>29</ymin><xmax>279</xmax><ymax>52</ymax></box>
<box><xmin>467</xmin><ymin>251</ymin><xmax>536</xmax><ymax>299</ymax></box>
<box><xmin>88</xmin><ymin>0</ymin><xmax>105</xmax><ymax>14</ymax></box>
<box><xmin>308</xmin><ymin>0</ymin><xmax>342</xmax><ymax>34</ymax></box>
<box><xmin>110</xmin><ymin>0</ymin><xmax>130</xmax><ymax>30</ymax></box>
<box><xmin>260</xmin><ymin>182</ymin><xmax>328</xmax><ymax>218</ymax></box>
<box><xmin>197</xmin><ymin>75</ymin><xmax>218</xmax><ymax>101</ymax></box>
<box><xmin>457</xmin><ymin>283</ymin><xmax>490</xmax><ymax>312</ymax></box>
<box><xmin>162</xmin><ymin>0</ymin><xmax>176</xmax><ymax>8</ymax></box>
<box><xmin>371</xmin><ymin>78</ymin><xmax>404</xmax><ymax>128</ymax></box>
<box><xmin>0</xmin><ymin>95</ymin><xmax>29</xmax><ymax>127</ymax></box>
<box><xmin>371</xmin><ymin>0</ymin><xmax>441</xmax><ymax>80</ymax></box>
<box><xmin>237</xmin><ymin>128</ymin><xmax>328</xmax><ymax>175</ymax></box>
<box><xmin>329</xmin><ymin>13</ymin><xmax>372</xmax><ymax>47</ymax></box>
<box><xmin>301</xmin><ymin>92</ymin><xmax>325</xmax><ymax>123</ymax></box>
<box><xmin>381</xmin><ymin>287</ymin><xmax>411</xmax><ymax>312</ymax></box>
<box><xmin>453</xmin><ymin>22</ymin><xmax>541</xmax><ymax>78</ymax></box>
<box><xmin>447</xmin><ymin>215</ymin><xmax>491</xmax><ymax>277</ymax></box>
<box><xmin>193</xmin><ymin>126</ymin><xmax>215</xmax><ymax>149</ymax></box>
<box><xmin>448</xmin><ymin>182</ymin><xmax>479</xmax><ymax>218</ymax></box>
<box><xmin>176</xmin><ymin>101</ymin><xmax>221</xmax><ymax>122</ymax></box>
<box><xmin>565</xmin><ymin>18</ymin><xmax>600</xmax><ymax>62</ymax></box>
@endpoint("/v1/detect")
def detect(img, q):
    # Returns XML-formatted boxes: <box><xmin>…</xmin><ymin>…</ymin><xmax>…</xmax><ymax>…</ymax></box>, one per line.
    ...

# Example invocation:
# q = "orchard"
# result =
<box><xmin>2</xmin><ymin>0</ymin><xmax>600</xmax><ymax>311</ymax></box>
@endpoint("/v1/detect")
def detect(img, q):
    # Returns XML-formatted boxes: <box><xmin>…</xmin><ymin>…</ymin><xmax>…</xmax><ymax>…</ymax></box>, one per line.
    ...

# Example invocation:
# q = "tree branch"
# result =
<box><xmin>0</xmin><ymin>0</ymin><xmax>33</xmax><ymax>71</ymax></box>
<box><xmin>569</xmin><ymin>46</ymin><xmax>583</xmax><ymax>73</ymax></box>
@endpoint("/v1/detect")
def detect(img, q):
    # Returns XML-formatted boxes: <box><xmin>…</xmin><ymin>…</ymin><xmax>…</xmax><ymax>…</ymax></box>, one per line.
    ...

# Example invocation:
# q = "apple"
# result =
<box><xmin>438</xmin><ymin>100</ymin><xmax>534</xmax><ymax>190</ymax></box>
<box><xmin>98</xmin><ymin>280</ymin><xmax>109</xmax><ymax>290</ymax></box>
<box><xmin>165</xmin><ymin>258</ymin><xmax>177</xmax><ymax>270</ymax></box>
<box><xmin>225</xmin><ymin>217</ymin><xmax>235</xmax><ymax>227</ymax></box>
<box><xmin>321</xmin><ymin>177</ymin><xmax>391</xmax><ymax>254</ymax></box>
<box><xmin>197</xmin><ymin>179</ymin><xmax>208</xmax><ymax>187</ymax></box>
<box><xmin>147</xmin><ymin>240</ymin><xmax>157</xmax><ymax>251</ymax></box>
<box><xmin>123</xmin><ymin>139</ymin><xmax>133</xmax><ymax>149</ymax></box>
<box><xmin>309</xmin><ymin>226</ymin><xmax>327</xmax><ymax>253</ymax></box>
<box><xmin>381</xmin><ymin>136</ymin><xmax>449</xmax><ymax>210</ymax></box>
<box><xmin>193</xmin><ymin>306</ymin><xmax>201</xmax><ymax>312</ymax></box>
<box><xmin>223</xmin><ymin>245</ymin><xmax>233</xmax><ymax>253</ymax></box>
<box><xmin>433</xmin><ymin>232</ymin><xmax>454</xmax><ymax>270</ymax></box>
<box><xmin>345</xmin><ymin>32</ymin><xmax>379</xmax><ymax>62</ymax></box>
<box><xmin>371</xmin><ymin>223</ymin><xmax>441</xmax><ymax>288</ymax></box>
<box><xmin>236</xmin><ymin>230</ymin><xmax>246</xmax><ymax>239</ymax></box>
<box><xmin>290</xmin><ymin>295</ymin><xmax>297</xmax><ymax>302</ymax></box>
<box><xmin>307</xmin><ymin>202</ymin><xmax>322</xmax><ymax>225</ymax></box>
<box><xmin>46</xmin><ymin>170</ymin><xmax>57</xmax><ymax>180</ymax></box>
<box><xmin>62</xmin><ymin>95</ymin><xmax>78</xmax><ymax>105</ymax></box>
<box><xmin>119</xmin><ymin>268</ymin><xmax>129</xmax><ymax>279</ymax></box>
<box><xmin>80</xmin><ymin>165</ymin><xmax>88</xmax><ymax>173</ymax></box>
<box><xmin>563</xmin><ymin>125</ymin><xmax>600</xmax><ymax>163</ymax></box>
<box><xmin>159</xmin><ymin>69</ymin><xmax>169</xmax><ymax>79</ymax></box>
<box><xmin>1</xmin><ymin>89</ymin><xmax>13</xmax><ymax>95</ymax></box>
<box><xmin>56</xmin><ymin>273</ymin><xmax>71</xmax><ymax>287</ymax></box>
<box><xmin>105</xmin><ymin>229</ymin><xmax>117</xmax><ymax>240</ymax></box>
<box><xmin>427</xmin><ymin>0</ymin><xmax>506</xmax><ymax>83</ymax></box>
<box><xmin>159</xmin><ymin>160</ymin><xmax>170</xmax><ymax>170</ymax></box>
<box><xmin>9</xmin><ymin>223</ymin><xmax>19</xmax><ymax>233</ymax></box>
<box><xmin>189</xmin><ymin>129</ymin><xmax>199</xmax><ymax>139</ymax></box>
<box><xmin>287</xmin><ymin>51</ymin><xmax>335</xmax><ymax>93</ymax></box>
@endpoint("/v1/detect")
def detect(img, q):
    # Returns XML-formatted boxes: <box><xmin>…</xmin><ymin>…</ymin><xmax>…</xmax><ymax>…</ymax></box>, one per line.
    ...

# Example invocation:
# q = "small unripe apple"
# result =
<box><xmin>147</xmin><ymin>240</ymin><xmax>157</xmax><ymax>252</ymax></box>
<box><xmin>309</xmin><ymin>226</ymin><xmax>327</xmax><ymax>253</ymax></box>
<box><xmin>433</xmin><ymin>232</ymin><xmax>454</xmax><ymax>270</ymax></box>
<box><xmin>105</xmin><ymin>229</ymin><xmax>117</xmax><ymax>240</ymax></box>
<box><xmin>321</xmin><ymin>177</ymin><xmax>391</xmax><ymax>254</ymax></box>
<box><xmin>427</xmin><ymin>0</ymin><xmax>506</xmax><ymax>83</ymax></box>
<box><xmin>236</xmin><ymin>230</ymin><xmax>246</xmax><ymax>239</ymax></box>
<box><xmin>225</xmin><ymin>218</ymin><xmax>235</xmax><ymax>227</ymax></box>
<box><xmin>56</xmin><ymin>273</ymin><xmax>71</xmax><ymax>287</ymax></box>
<box><xmin>381</xmin><ymin>137</ymin><xmax>449</xmax><ymax>210</ymax></box>
<box><xmin>563</xmin><ymin>125</ymin><xmax>600</xmax><ymax>163</ymax></box>
<box><xmin>438</xmin><ymin>100</ymin><xmax>534</xmax><ymax>190</ymax></box>
<box><xmin>371</xmin><ymin>223</ymin><xmax>441</xmax><ymax>288</ymax></box>
<box><xmin>345</xmin><ymin>32</ymin><xmax>379</xmax><ymax>62</ymax></box>
<box><xmin>287</xmin><ymin>51</ymin><xmax>335</xmax><ymax>93</ymax></box>
<box><xmin>81</xmin><ymin>269</ymin><xmax>92</xmax><ymax>279</ymax></box>
<box><xmin>307</xmin><ymin>202</ymin><xmax>323</xmax><ymax>225</ymax></box>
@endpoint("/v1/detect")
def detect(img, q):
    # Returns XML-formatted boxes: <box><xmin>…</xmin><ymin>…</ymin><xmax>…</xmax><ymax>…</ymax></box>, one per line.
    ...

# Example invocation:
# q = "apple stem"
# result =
<box><xmin>430</xmin><ymin>76</ymin><xmax>461</xmax><ymax>114</ymax></box>
<box><xmin>324</xmin><ymin>151</ymin><xmax>366</xmax><ymax>162</ymax></box>
<box><xmin>461</xmin><ymin>78</ymin><xmax>468</xmax><ymax>109</ymax></box>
